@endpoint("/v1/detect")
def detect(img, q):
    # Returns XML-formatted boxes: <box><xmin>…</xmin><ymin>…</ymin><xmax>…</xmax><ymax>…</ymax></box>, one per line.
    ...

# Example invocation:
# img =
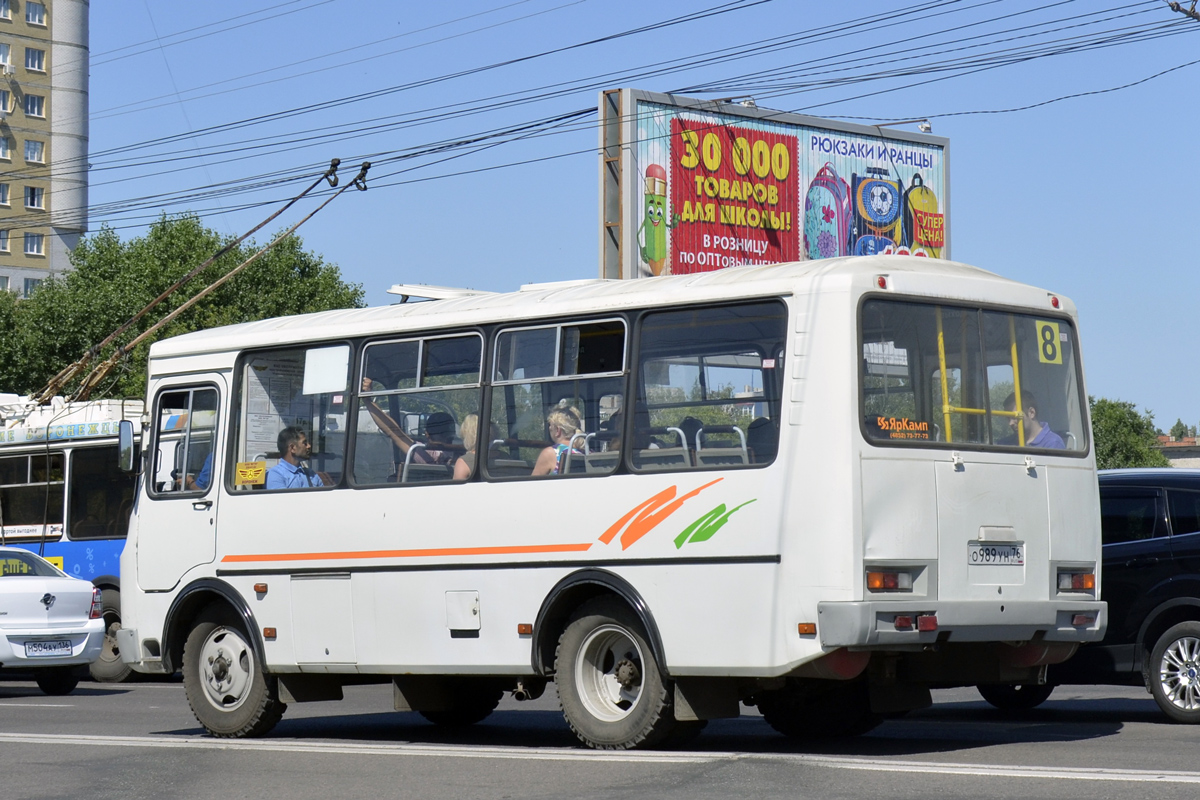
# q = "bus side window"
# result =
<box><xmin>488</xmin><ymin>320</ymin><xmax>626</xmax><ymax>480</ymax></box>
<box><xmin>233</xmin><ymin>346</ymin><xmax>351</xmax><ymax>492</ymax></box>
<box><xmin>354</xmin><ymin>334</ymin><xmax>483</xmax><ymax>486</ymax></box>
<box><xmin>632</xmin><ymin>302</ymin><xmax>785</xmax><ymax>473</ymax></box>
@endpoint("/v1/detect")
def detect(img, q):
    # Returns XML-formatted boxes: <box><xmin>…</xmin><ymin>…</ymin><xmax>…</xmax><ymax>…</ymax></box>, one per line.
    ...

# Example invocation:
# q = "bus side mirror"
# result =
<box><xmin>118</xmin><ymin>420</ymin><xmax>136</xmax><ymax>473</ymax></box>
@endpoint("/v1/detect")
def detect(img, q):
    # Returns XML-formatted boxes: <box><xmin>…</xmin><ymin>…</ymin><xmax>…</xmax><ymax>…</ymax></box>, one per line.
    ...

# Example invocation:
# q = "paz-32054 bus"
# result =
<box><xmin>116</xmin><ymin>255</ymin><xmax>1105</xmax><ymax>749</ymax></box>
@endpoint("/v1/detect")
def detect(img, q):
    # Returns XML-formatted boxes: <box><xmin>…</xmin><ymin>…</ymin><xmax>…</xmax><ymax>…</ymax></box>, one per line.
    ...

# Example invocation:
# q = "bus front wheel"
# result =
<box><xmin>182</xmin><ymin>609</ymin><xmax>286</xmax><ymax>738</ymax></box>
<box><xmin>89</xmin><ymin>588</ymin><xmax>133</xmax><ymax>683</ymax></box>
<box><xmin>555</xmin><ymin>597</ymin><xmax>676</xmax><ymax>750</ymax></box>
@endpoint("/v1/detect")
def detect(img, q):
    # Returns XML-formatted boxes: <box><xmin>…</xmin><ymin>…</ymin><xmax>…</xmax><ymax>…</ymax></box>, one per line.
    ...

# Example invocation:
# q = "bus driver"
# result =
<box><xmin>266</xmin><ymin>427</ymin><xmax>326</xmax><ymax>489</ymax></box>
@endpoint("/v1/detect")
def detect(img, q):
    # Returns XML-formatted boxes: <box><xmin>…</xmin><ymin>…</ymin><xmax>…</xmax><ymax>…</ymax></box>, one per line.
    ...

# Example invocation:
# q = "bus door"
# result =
<box><xmin>137</xmin><ymin>382</ymin><xmax>224</xmax><ymax>591</ymax></box>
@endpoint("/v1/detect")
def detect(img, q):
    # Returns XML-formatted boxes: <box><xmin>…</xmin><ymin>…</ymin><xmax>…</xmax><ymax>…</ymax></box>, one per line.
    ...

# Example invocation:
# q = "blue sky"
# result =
<box><xmin>87</xmin><ymin>1</ymin><xmax>1199</xmax><ymax>429</ymax></box>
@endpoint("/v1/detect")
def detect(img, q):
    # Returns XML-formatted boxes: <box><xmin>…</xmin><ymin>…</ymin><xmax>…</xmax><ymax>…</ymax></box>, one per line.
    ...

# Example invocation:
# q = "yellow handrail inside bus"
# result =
<box><xmin>1008</xmin><ymin>314</ymin><xmax>1024</xmax><ymax>446</ymax></box>
<box><xmin>936</xmin><ymin>308</ymin><xmax>1025</xmax><ymax>444</ymax></box>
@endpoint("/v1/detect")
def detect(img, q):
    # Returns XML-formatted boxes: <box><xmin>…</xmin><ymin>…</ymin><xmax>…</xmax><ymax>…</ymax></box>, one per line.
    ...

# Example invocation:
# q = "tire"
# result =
<box><xmin>419</xmin><ymin>681</ymin><xmax>505</xmax><ymax>728</ymax></box>
<box><xmin>89</xmin><ymin>587</ymin><xmax>134</xmax><ymax>683</ymax></box>
<box><xmin>977</xmin><ymin>683</ymin><xmax>1054</xmax><ymax>711</ymax></box>
<box><xmin>754</xmin><ymin>679</ymin><xmax>882</xmax><ymax>740</ymax></box>
<box><xmin>36</xmin><ymin>667</ymin><xmax>79</xmax><ymax>696</ymax></box>
<box><xmin>1149</xmin><ymin>621</ymin><xmax>1200</xmax><ymax>724</ymax></box>
<box><xmin>182</xmin><ymin>609</ymin><xmax>286</xmax><ymax>738</ymax></box>
<box><xmin>555</xmin><ymin>597</ymin><xmax>677</xmax><ymax>750</ymax></box>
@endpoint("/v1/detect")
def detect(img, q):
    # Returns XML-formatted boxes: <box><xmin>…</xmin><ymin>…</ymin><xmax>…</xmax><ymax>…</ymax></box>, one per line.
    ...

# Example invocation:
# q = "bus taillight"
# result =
<box><xmin>1058</xmin><ymin>572</ymin><xmax>1095</xmax><ymax>591</ymax></box>
<box><xmin>867</xmin><ymin>571</ymin><xmax>913</xmax><ymax>591</ymax></box>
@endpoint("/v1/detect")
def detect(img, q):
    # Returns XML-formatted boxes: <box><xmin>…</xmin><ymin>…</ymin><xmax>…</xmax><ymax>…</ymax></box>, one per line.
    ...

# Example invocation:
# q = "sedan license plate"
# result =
<box><xmin>25</xmin><ymin>639</ymin><xmax>72</xmax><ymax>658</ymax></box>
<box><xmin>968</xmin><ymin>542</ymin><xmax>1024</xmax><ymax>566</ymax></box>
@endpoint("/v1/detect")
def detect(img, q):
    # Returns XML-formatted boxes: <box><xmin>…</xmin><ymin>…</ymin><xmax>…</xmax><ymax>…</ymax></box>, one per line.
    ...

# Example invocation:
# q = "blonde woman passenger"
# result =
<box><xmin>532</xmin><ymin>406</ymin><xmax>585</xmax><ymax>476</ymax></box>
<box><xmin>454</xmin><ymin>414</ymin><xmax>481</xmax><ymax>481</ymax></box>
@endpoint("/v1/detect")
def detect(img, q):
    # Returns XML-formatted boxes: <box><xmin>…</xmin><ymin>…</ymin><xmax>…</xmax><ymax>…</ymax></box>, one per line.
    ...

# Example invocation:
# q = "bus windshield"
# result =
<box><xmin>861</xmin><ymin>299</ymin><xmax>1087</xmax><ymax>452</ymax></box>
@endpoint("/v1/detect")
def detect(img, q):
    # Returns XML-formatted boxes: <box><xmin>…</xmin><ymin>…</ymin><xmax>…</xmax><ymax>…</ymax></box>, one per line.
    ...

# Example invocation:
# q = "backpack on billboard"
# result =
<box><xmin>902</xmin><ymin>172</ymin><xmax>944</xmax><ymax>258</ymax></box>
<box><xmin>803</xmin><ymin>162</ymin><xmax>850</xmax><ymax>259</ymax></box>
<box><xmin>851</xmin><ymin>167</ymin><xmax>902</xmax><ymax>254</ymax></box>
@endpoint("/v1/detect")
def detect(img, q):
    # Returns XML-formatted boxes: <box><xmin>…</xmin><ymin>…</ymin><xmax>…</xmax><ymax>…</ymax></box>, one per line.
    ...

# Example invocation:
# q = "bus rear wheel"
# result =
<box><xmin>754</xmin><ymin>679</ymin><xmax>881</xmax><ymax>739</ymax></box>
<box><xmin>555</xmin><ymin>598</ymin><xmax>676</xmax><ymax>750</ymax></box>
<box><xmin>182</xmin><ymin>609</ymin><xmax>286</xmax><ymax>738</ymax></box>
<box><xmin>89</xmin><ymin>588</ymin><xmax>134</xmax><ymax>683</ymax></box>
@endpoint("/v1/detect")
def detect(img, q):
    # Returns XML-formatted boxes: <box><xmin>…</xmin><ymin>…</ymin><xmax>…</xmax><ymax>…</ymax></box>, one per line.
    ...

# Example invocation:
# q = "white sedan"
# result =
<box><xmin>0</xmin><ymin>547</ymin><xmax>105</xmax><ymax>695</ymax></box>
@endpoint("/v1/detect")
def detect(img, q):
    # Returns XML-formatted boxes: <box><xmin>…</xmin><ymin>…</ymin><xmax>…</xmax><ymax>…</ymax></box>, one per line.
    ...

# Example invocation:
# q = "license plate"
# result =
<box><xmin>968</xmin><ymin>542</ymin><xmax>1024</xmax><ymax>566</ymax></box>
<box><xmin>25</xmin><ymin>639</ymin><xmax>72</xmax><ymax>658</ymax></box>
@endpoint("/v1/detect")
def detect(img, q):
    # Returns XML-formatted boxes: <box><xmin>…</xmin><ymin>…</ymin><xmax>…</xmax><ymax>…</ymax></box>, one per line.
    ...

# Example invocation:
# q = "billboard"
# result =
<box><xmin>599</xmin><ymin>89</ymin><xmax>950</xmax><ymax>279</ymax></box>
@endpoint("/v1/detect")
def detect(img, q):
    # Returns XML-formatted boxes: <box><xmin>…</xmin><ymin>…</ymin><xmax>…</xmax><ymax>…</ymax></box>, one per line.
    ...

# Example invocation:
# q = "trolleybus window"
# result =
<box><xmin>356</xmin><ymin>333</ymin><xmax>483</xmax><ymax>484</ymax></box>
<box><xmin>68</xmin><ymin>445</ymin><xmax>137</xmax><ymax>539</ymax></box>
<box><xmin>633</xmin><ymin>302</ymin><xmax>785</xmax><ymax>472</ymax></box>
<box><xmin>488</xmin><ymin>319</ymin><xmax>625</xmax><ymax>479</ymax></box>
<box><xmin>861</xmin><ymin>299</ymin><xmax>1086</xmax><ymax>451</ymax></box>
<box><xmin>0</xmin><ymin>453</ymin><xmax>63</xmax><ymax>539</ymax></box>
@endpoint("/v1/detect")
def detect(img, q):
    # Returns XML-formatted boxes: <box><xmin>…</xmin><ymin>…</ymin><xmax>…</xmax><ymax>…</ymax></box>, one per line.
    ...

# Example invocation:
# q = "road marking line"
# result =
<box><xmin>0</xmin><ymin>733</ymin><xmax>713</xmax><ymax>764</ymax></box>
<box><xmin>0</xmin><ymin>703</ymin><xmax>74</xmax><ymax>708</ymax></box>
<box><xmin>2</xmin><ymin>732</ymin><xmax>1200</xmax><ymax>783</ymax></box>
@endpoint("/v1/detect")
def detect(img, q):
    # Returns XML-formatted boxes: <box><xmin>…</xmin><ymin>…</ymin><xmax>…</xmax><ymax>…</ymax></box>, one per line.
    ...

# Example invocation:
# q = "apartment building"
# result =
<box><xmin>0</xmin><ymin>0</ymin><xmax>87</xmax><ymax>297</ymax></box>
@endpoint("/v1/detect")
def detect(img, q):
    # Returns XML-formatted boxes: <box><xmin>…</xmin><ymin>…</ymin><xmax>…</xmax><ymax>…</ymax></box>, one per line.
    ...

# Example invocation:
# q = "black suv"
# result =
<box><xmin>979</xmin><ymin>468</ymin><xmax>1200</xmax><ymax>721</ymax></box>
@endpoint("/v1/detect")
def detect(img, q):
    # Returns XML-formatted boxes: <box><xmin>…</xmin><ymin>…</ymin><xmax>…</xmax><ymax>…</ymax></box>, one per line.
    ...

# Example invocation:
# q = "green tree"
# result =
<box><xmin>1170</xmin><ymin>418</ymin><xmax>1190</xmax><ymax>440</ymax></box>
<box><xmin>0</xmin><ymin>214</ymin><xmax>364</xmax><ymax>398</ymax></box>
<box><xmin>1090</xmin><ymin>397</ymin><xmax>1170</xmax><ymax>470</ymax></box>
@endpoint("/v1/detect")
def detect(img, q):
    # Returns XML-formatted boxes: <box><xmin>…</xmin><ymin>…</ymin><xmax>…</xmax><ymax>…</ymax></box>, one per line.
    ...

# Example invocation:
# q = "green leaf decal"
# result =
<box><xmin>674</xmin><ymin>499</ymin><xmax>756</xmax><ymax>548</ymax></box>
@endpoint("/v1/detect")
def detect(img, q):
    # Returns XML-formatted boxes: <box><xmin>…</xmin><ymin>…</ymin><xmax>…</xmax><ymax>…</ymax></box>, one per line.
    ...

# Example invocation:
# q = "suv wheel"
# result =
<box><xmin>1149</xmin><ymin>621</ymin><xmax>1200</xmax><ymax>723</ymax></box>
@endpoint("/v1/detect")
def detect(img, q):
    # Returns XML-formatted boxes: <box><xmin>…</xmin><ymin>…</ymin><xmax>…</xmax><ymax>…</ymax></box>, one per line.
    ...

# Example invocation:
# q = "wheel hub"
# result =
<box><xmin>1159</xmin><ymin>636</ymin><xmax>1200</xmax><ymax>711</ymax></box>
<box><xmin>198</xmin><ymin>627</ymin><xmax>253</xmax><ymax>712</ymax></box>
<box><xmin>575</xmin><ymin>624</ymin><xmax>645</xmax><ymax>723</ymax></box>
<box><xmin>615</xmin><ymin>658</ymin><xmax>640</xmax><ymax>690</ymax></box>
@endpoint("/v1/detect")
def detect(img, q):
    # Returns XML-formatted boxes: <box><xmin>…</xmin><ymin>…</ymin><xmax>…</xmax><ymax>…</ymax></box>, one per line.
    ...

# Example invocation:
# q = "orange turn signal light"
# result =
<box><xmin>262</xmin><ymin>627</ymin><xmax>277</xmax><ymax>639</ymax></box>
<box><xmin>254</xmin><ymin>583</ymin><xmax>268</xmax><ymax>594</ymax></box>
<box><xmin>1058</xmin><ymin>572</ymin><xmax>1095</xmax><ymax>591</ymax></box>
<box><xmin>797</xmin><ymin>623</ymin><xmax>816</xmax><ymax>635</ymax></box>
<box><xmin>517</xmin><ymin>623</ymin><xmax>533</xmax><ymax>635</ymax></box>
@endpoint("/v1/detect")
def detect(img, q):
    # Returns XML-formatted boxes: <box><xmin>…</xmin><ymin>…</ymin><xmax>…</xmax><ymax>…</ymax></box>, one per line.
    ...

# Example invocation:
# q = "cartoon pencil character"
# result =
<box><xmin>638</xmin><ymin>164</ymin><xmax>670</xmax><ymax>276</ymax></box>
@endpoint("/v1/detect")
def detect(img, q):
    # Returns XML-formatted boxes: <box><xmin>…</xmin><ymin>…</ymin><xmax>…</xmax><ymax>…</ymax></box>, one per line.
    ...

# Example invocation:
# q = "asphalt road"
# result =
<box><xmin>0</xmin><ymin>678</ymin><xmax>1197</xmax><ymax>800</ymax></box>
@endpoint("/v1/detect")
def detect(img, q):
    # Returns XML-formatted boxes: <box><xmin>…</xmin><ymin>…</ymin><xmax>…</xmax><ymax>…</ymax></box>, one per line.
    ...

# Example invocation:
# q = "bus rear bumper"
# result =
<box><xmin>817</xmin><ymin>599</ymin><xmax>1106</xmax><ymax>648</ymax></box>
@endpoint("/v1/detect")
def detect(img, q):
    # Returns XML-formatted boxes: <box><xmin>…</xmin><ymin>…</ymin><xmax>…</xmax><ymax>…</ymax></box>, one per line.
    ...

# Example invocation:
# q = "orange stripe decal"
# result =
<box><xmin>221</xmin><ymin>542</ymin><xmax>594</xmax><ymax>564</ymax></box>
<box><xmin>600</xmin><ymin>478</ymin><xmax>724</xmax><ymax>551</ymax></box>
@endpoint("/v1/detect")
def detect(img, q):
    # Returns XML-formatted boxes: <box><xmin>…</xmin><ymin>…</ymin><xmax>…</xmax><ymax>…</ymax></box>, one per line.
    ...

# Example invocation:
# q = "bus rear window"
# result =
<box><xmin>861</xmin><ymin>299</ymin><xmax>1086</xmax><ymax>452</ymax></box>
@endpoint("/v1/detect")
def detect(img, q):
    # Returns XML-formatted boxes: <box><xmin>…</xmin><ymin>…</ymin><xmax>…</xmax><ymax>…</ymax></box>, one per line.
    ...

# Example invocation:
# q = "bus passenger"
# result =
<box><xmin>266</xmin><ymin>427</ymin><xmax>326</xmax><ymax>489</ymax></box>
<box><xmin>360</xmin><ymin>377</ymin><xmax>458</xmax><ymax>468</ymax></box>
<box><xmin>454</xmin><ymin>414</ymin><xmax>480</xmax><ymax>481</ymax></box>
<box><xmin>1001</xmin><ymin>391</ymin><xmax>1065</xmax><ymax>449</ymax></box>
<box><xmin>532</xmin><ymin>406</ymin><xmax>584</xmax><ymax>476</ymax></box>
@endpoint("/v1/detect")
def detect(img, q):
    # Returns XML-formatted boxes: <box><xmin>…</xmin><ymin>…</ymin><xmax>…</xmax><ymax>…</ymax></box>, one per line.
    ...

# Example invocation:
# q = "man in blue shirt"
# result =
<box><xmin>266</xmin><ymin>427</ymin><xmax>325</xmax><ymax>490</ymax></box>
<box><xmin>1001</xmin><ymin>391</ymin><xmax>1065</xmax><ymax>449</ymax></box>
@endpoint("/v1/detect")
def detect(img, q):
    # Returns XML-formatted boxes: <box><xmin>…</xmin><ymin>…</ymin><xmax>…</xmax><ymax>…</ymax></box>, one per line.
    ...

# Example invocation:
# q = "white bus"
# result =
<box><xmin>116</xmin><ymin>255</ymin><xmax>1105</xmax><ymax>749</ymax></box>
